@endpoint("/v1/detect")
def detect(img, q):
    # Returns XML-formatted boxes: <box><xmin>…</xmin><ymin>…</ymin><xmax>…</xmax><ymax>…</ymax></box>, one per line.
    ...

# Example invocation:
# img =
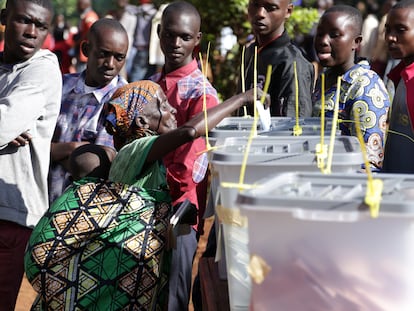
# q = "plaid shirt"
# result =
<box><xmin>152</xmin><ymin>59</ymin><xmax>219</xmax><ymax>230</ymax></box>
<box><xmin>48</xmin><ymin>72</ymin><xmax>127</xmax><ymax>204</ymax></box>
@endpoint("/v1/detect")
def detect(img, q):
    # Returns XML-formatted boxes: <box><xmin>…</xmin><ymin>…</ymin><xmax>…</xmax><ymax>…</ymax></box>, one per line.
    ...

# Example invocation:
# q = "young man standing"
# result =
<box><xmin>0</xmin><ymin>0</ymin><xmax>62</xmax><ymax>308</ymax></box>
<box><xmin>239</xmin><ymin>0</ymin><xmax>315</xmax><ymax>117</ymax></box>
<box><xmin>382</xmin><ymin>0</ymin><xmax>414</xmax><ymax>173</ymax></box>
<box><xmin>49</xmin><ymin>18</ymin><xmax>128</xmax><ymax>204</ymax></box>
<box><xmin>151</xmin><ymin>1</ymin><xmax>219</xmax><ymax>309</ymax></box>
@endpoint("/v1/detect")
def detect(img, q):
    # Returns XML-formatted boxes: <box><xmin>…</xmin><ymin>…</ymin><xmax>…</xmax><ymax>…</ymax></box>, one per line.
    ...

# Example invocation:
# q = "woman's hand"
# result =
<box><xmin>242</xmin><ymin>87</ymin><xmax>271</xmax><ymax>109</ymax></box>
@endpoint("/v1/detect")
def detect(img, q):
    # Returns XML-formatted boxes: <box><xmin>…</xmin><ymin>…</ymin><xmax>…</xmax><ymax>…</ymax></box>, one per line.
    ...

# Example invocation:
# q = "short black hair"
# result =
<box><xmin>393</xmin><ymin>0</ymin><xmax>414</xmax><ymax>9</ymax></box>
<box><xmin>6</xmin><ymin>0</ymin><xmax>54</xmax><ymax>14</ymax></box>
<box><xmin>88</xmin><ymin>17</ymin><xmax>127</xmax><ymax>40</ymax></box>
<box><xmin>162</xmin><ymin>1</ymin><xmax>201</xmax><ymax>28</ymax></box>
<box><xmin>324</xmin><ymin>4</ymin><xmax>363</xmax><ymax>34</ymax></box>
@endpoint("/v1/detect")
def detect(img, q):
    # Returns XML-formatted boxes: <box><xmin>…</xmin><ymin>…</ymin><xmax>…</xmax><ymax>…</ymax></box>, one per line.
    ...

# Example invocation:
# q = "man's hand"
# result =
<box><xmin>9</xmin><ymin>131</ymin><xmax>32</xmax><ymax>147</ymax></box>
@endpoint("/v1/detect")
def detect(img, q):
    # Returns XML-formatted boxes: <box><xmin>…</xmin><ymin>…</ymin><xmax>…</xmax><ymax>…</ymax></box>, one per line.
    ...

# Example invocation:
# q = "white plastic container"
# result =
<box><xmin>238</xmin><ymin>172</ymin><xmax>414</xmax><ymax>311</ymax></box>
<box><xmin>208</xmin><ymin>117</ymin><xmax>336</xmax><ymax>146</ymax></box>
<box><xmin>209</xmin><ymin>136</ymin><xmax>363</xmax><ymax>311</ymax></box>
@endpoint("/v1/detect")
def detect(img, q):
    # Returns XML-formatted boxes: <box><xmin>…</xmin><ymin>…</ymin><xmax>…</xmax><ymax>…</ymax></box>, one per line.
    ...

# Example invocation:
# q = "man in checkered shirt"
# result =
<box><xmin>48</xmin><ymin>18</ymin><xmax>128</xmax><ymax>204</ymax></box>
<box><xmin>150</xmin><ymin>2</ymin><xmax>219</xmax><ymax>310</ymax></box>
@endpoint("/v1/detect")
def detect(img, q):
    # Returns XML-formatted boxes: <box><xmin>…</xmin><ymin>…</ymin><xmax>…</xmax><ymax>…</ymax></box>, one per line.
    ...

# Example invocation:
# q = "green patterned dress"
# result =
<box><xmin>24</xmin><ymin>137</ymin><xmax>172</xmax><ymax>310</ymax></box>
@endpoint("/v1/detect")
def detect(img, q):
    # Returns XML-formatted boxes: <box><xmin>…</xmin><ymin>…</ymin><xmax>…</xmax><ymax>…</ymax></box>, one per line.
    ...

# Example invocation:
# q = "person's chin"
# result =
<box><xmin>318</xmin><ymin>58</ymin><xmax>333</xmax><ymax>68</ymax></box>
<box><xmin>16</xmin><ymin>49</ymin><xmax>36</xmax><ymax>62</ymax></box>
<box><xmin>100</xmin><ymin>75</ymin><xmax>115</xmax><ymax>85</ymax></box>
<box><xmin>389</xmin><ymin>50</ymin><xmax>402</xmax><ymax>60</ymax></box>
<box><xmin>166</xmin><ymin>53</ymin><xmax>184</xmax><ymax>65</ymax></box>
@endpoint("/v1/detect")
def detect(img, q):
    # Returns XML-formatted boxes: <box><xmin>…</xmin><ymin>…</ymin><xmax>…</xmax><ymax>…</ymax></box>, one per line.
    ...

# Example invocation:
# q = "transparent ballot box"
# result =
<box><xmin>208</xmin><ymin>117</ymin><xmax>336</xmax><ymax>146</ymax></box>
<box><xmin>209</xmin><ymin>136</ymin><xmax>363</xmax><ymax>310</ymax></box>
<box><xmin>238</xmin><ymin>172</ymin><xmax>414</xmax><ymax>311</ymax></box>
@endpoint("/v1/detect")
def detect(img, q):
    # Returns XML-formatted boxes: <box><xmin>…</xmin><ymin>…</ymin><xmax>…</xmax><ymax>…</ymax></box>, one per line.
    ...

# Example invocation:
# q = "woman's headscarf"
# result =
<box><xmin>105</xmin><ymin>80</ymin><xmax>161</xmax><ymax>147</ymax></box>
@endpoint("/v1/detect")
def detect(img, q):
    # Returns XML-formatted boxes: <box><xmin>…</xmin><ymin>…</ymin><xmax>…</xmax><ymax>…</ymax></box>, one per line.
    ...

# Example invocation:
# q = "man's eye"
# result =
<box><xmin>397</xmin><ymin>27</ymin><xmax>407</xmax><ymax>33</ymax></box>
<box><xmin>264</xmin><ymin>4</ymin><xmax>277</xmax><ymax>11</ymax></box>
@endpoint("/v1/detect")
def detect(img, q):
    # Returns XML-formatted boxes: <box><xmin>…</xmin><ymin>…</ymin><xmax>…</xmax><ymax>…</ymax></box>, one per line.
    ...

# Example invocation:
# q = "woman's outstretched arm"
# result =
<box><xmin>146</xmin><ymin>88</ymin><xmax>270</xmax><ymax>163</ymax></box>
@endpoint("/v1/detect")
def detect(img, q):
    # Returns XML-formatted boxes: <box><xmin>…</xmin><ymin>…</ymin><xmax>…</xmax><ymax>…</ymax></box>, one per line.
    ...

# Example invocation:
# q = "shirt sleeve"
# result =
<box><xmin>0</xmin><ymin>57</ymin><xmax>62</xmax><ymax>146</ymax></box>
<box><xmin>347</xmin><ymin>75</ymin><xmax>390</xmax><ymax>168</ymax></box>
<box><xmin>186</xmin><ymin>93</ymin><xmax>219</xmax><ymax>120</ymax></box>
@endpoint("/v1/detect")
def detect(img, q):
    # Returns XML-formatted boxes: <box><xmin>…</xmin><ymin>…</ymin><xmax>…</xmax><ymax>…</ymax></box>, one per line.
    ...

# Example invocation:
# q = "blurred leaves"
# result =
<box><xmin>285</xmin><ymin>7</ymin><xmax>319</xmax><ymax>38</ymax></box>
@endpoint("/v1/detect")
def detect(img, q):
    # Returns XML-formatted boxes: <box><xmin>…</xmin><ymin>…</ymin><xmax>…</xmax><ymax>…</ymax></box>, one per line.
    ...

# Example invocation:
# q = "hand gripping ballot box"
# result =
<box><xmin>209</xmin><ymin>135</ymin><xmax>363</xmax><ymax>310</ymax></box>
<box><xmin>238</xmin><ymin>172</ymin><xmax>414</xmax><ymax>311</ymax></box>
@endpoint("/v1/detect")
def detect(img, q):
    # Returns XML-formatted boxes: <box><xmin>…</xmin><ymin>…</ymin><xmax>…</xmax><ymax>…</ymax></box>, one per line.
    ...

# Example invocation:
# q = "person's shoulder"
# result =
<box><xmin>116</xmin><ymin>136</ymin><xmax>157</xmax><ymax>159</ymax></box>
<box><xmin>182</xmin><ymin>69</ymin><xmax>218</xmax><ymax>98</ymax></box>
<box><xmin>29</xmin><ymin>49</ymin><xmax>59</xmax><ymax>65</ymax></box>
<box><xmin>62</xmin><ymin>72</ymin><xmax>82</xmax><ymax>94</ymax></box>
<box><xmin>126</xmin><ymin>4</ymin><xmax>139</xmax><ymax>14</ymax></box>
<box><xmin>351</xmin><ymin>60</ymin><xmax>384</xmax><ymax>80</ymax></box>
<box><xmin>63</xmin><ymin>72</ymin><xmax>81</xmax><ymax>83</ymax></box>
<box><xmin>18</xmin><ymin>49</ymin><xmax>61</xmax><ymax>76</ymax></box>
<box><xmin>260</xmin><ymin>36</ymin><xmax>311</xmax><ymax>65</ymax></box>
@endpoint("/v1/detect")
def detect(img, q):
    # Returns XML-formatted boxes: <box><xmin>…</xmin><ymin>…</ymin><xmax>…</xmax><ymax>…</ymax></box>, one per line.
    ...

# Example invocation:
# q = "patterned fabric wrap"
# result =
<box><xmin>24</xmin><ymin>178</ymin><xmax>171</xmax><ymax>311</ymax></box>
<box><xmin>105</xmin><ymin>80</ymin><xmax>160</xmax><ymax>145</ymax></box>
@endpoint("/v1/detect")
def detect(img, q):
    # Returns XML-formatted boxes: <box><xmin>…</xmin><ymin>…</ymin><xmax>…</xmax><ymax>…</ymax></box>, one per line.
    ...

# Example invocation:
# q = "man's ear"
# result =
<box><xmin>285</xmin><ymin>3</ymin><xmax>293</xmax><ymax>19</ymax></box>
<box><xmin>355</xmin><ymin>35</ymin><xmax>363</xmax><ymax>46</ymax></box>
<box><xmin>80</xmin><ymin>40</ymin><xmax>89</xmax><ymax>57</ymax></box>
<box><xmin>195</xmin><ymin>31</ymin><xmax>202</xmax><ymax>47</ymax></box>
<box><xmin>1</xmin><ymin>9</ymin><xmax>7</xmax><ymax>26</ymax></box>
<box><xmin>353</xmin><ymin>34</ymin><xmax>362</xmax><ymax>51</ymax></box>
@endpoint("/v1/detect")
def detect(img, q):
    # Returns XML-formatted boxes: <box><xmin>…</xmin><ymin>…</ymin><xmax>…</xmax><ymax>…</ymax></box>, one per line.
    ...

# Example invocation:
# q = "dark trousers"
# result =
<box><xmin>0</xmin><ymin>220</ymin><xmax>32</xmax><ymax>311</ymax></box>
<box><xmin>168</xmin><ymin>228</ymin><xmax>198</xmax><ymax>311</ymax></box>
<box><xmin>192</xmin><ymin>224</ymin><xmax>217</xmax><ymax>311</ymax></box>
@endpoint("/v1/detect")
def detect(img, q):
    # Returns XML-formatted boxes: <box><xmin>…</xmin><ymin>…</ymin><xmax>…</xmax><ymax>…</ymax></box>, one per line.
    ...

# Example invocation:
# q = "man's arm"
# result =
<box><xmin>0</xmin><ymin>59</ymin><xmax>62</xmax><ymax>146</ymax></box>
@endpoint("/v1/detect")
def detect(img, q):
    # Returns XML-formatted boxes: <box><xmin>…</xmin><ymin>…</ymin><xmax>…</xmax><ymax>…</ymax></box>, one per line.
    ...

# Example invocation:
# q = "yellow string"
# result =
<box><xmin>323</xmin><ymin>76</ymin><xmax>341</xmax><ymax>174</ymax></box>
<box><xmin>353</xmin><ymin>110</ymin><xmax>383</xmax><ymax>218</ymax></box>
<box><xmin>199</xmin><ymin>44</ymin><xmax>212</xmax><ymax>149</ymax></box>
<box><xmin>316</xmin><ymin>73</ymin><xmax>328</xmax><ymax>170</ymax></box>
<box><xmin>241</xmin><ymin>45</ymin><xmax>249</xmax><ymax>118</ymax></box>
<box><xmin>293</xmin><ymin>62</ymin><xmax>302</xmax><ymax>136</ymax></box>
<box><xmin>220</xmin><ymin>182</ymin><xmax>259</xmax><ymax>190</ymax></box>
<box><xmin>238</xmin><ymin>47</ymin><xmax>258</xmax><ymax>189</ymax></box>
<box><xmin>335</xmin><ymin>120</ymin><xmax>414</xmax><ymax>144</ymax></box>
<box><xmin>321</xmin><ymin>73</ymin><xmax>325</xmax><ymax>143</ymax></box>
<box><xmin>253</xmin><ymin>46</ymin><xmax>258</xmax><ymax>135</ymax></box>
<box><xmin>260</xmin><ymin>65</ymin><xmax>272</xmax><ymax>104</ymax></box>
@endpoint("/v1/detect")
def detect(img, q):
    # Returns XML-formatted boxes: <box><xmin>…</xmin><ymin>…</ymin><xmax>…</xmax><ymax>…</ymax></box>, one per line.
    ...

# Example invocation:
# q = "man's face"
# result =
<box><xmin>84</xmin><ymin>28</ymin><xmax>128</xmax><ymax>87</ymax></box>
<box><xmin>385</xmin><ymin>8</ymin><xmax>414</xmax><ymax>65</ymax></box>
<box><xmin>1</xmin><ymin>0</ymin><xmax>52</xmax><ymax>63</ymax></box>
<box><xmin>248</xmin><ymin>0</ymin><xmax>292</xmax><ymax>44</ymax></box>
<box><xmin>158</xmin><ymin>10</ymin><xmax>201</xmax><ymax>72</ymax></box>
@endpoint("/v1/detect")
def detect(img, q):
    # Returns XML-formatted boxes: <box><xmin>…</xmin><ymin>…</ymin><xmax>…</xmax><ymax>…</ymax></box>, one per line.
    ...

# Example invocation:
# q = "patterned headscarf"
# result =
<box><xmin>105</xmin><ymin>80</ymin><xmax>161</xmax><ymax>146</ymax></box>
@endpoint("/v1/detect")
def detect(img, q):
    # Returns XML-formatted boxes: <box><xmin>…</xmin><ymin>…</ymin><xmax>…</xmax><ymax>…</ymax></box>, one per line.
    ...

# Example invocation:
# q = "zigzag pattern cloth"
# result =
<box><xmin>24</xmin><ymin>179</ymin><xmax>171</xmax><ymax>311</ymax></box>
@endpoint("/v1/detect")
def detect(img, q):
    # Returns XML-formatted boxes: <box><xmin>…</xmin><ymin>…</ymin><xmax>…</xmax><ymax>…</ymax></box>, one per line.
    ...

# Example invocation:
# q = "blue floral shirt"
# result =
<box><xmin>312</xmin><ymin>61</ymin><xmax>391</xmax><ymax>168</ymax></box>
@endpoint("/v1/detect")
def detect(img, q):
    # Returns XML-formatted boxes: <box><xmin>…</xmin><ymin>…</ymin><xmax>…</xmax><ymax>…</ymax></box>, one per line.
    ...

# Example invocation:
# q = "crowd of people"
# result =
<box><xmin>2</xmin><ymin>0</ymin><xmax>414</xmax><ymax>309</ymax></box>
